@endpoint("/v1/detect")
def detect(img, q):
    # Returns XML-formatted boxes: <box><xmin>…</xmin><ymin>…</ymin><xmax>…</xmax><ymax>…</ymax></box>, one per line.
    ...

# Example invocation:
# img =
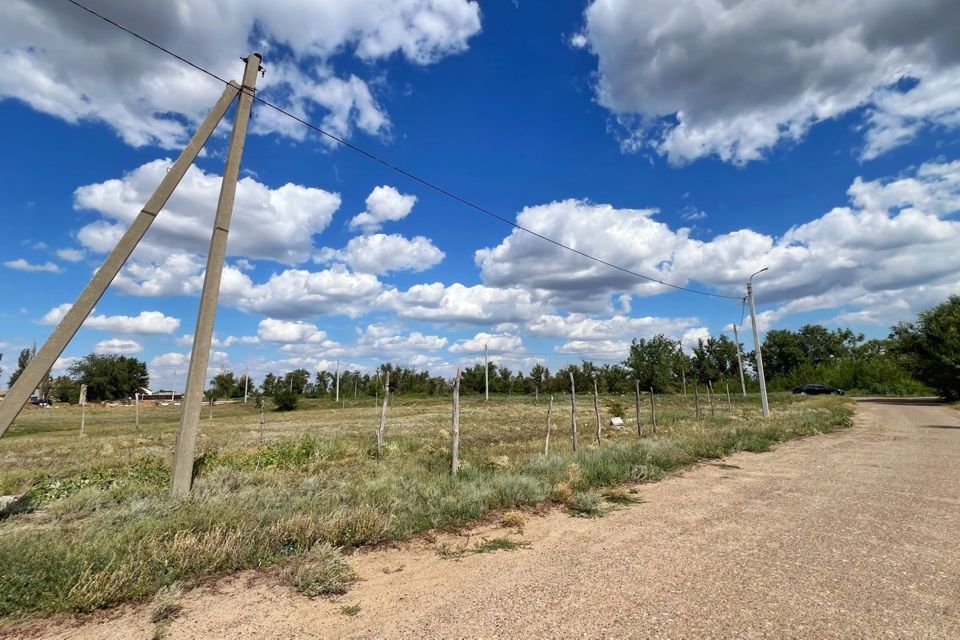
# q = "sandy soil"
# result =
<box><xmin>8</xmin><ymin>398</ymin><xmax>959</xmax><ymax>639</ymax></box>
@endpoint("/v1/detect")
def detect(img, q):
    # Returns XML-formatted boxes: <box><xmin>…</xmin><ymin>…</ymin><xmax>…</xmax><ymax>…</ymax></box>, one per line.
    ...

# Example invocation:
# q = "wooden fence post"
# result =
<box><xmin>569</xmin><ymin>372</ymin><xmax>578</xmax><ymax>451</ymax></box>
<box><xmin>593</xmin><ymin>378</ymin><xmax>602</xmax><ymax>445</ymax></box>
<box><xmin>377</xmin><ymin>371</ymin><xmax>390</xmax><ymax>458</ymax></box>
<box><xmin>259</xmin><ymin>405</ymin><xmax>265</xmax><ymax>444</ymax></box>
<box><xmin>649</xmin><ymin>387</ymin><xmax>657</xmax><ymax>434</ymax></box>
<box><xmin>451</xmin><ymin>369</ymin><xmax>461</xmax><ymax>475</ymax></box>
<box><xmin>635</xmin><ymin>381</ymin><xmax>643</xmax><ymax>438</ymax></box>
<box><xmin>707</xmin><ymin>381</ymin><xmax>715</xmax><ymax>418</ymax></box>
<box><xmin>544</xmin><ymin>395</ymin><xmax>553</xmax><ymax>455</ymax></box>
<box><xmin>725</xmin><ymin>380</ymin><xmax>732</xmax><ymax>411</ymax></box>
<box><xmin>694</xmin><ymin>386</ymin><xmax>701</xmax><ymax>419</ymax></box>
<box><xmin>79</xmin><ymin>383</ymin><xmax>87</xmax><ymax>436</ymax></box>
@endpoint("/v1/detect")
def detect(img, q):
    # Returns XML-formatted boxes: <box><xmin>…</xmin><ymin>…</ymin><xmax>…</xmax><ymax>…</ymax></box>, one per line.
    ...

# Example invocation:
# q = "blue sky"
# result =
<box><xmin>2</xmin><ymin>0</ymin><xmax>959</xmax><ymax>390</ymax></box>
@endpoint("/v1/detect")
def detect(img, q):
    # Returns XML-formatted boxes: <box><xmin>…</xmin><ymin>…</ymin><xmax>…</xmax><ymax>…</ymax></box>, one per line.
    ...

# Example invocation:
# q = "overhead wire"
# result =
<box><xmin>62</xmin><ymin>0</ymin><xmax>743</xmax><ymax>302</ymax></box>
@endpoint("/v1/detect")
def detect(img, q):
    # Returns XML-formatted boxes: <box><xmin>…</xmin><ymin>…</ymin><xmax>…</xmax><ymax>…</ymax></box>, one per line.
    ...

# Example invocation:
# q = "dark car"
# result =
<box><xmin>792</xmin><ymin>384</ymin><xmax>844</xmax><ymax>396</ymax></box>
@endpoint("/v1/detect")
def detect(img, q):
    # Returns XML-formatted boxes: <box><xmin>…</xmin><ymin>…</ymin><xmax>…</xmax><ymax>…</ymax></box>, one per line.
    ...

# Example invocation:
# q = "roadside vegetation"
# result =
<box><xmin>762</xmin><ymin>296</ymin><xmax>960</xmax><ymax>399</ymax></box>
<box><xmin>0</xmin><ymin>392</ymin><xmax>851</xmax><ymax>621</ymax></box>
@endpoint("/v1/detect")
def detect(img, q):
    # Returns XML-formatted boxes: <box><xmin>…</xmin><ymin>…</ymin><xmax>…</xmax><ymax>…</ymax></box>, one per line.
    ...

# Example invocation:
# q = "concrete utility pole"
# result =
<box><xmin>171</xmin><ymin>53</ymin><xmax>262</xmax><ymax>496</ymax></box>
<box><xmin>335</xmin><ymin>359</ymin><xmax>340</xmax><ymax>403</ymax></box>
<box><xmin>484</xmin><ymin>343</ymin><xmax>489</xmax><ymax>401</ymax></box>
<box><xmin>732</xmin><ymin>323</ymin><xmax>747</xmax><ymax>397</ymax></box>
<box><xmin>747</xmin><ymin>268</ymin><xmax>770</xmax><ymax>419</ymax></box>
<box><xmin>0</xmin><ymin>80</ymin><xmax>243</xmax><ymax>439</ymax></box>
<box><xmin>243</xmin><ymin>368</ymin><xmax>249</xmax><ymax>404</ymax></box>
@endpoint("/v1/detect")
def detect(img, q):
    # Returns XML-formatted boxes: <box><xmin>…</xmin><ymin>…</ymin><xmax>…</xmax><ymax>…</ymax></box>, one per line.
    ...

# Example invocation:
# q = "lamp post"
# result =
<box><xmin>747</xmin><ymin>267</ymin><xmax>770</xmax><ymax>418</ymax></box>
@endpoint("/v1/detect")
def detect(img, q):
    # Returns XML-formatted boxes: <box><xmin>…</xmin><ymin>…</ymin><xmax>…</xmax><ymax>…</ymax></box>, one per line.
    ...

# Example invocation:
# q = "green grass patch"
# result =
<box><xmin>0</xmin><ymin>394</ymin><xmax>853</xmax><ymax>621</ymax></box>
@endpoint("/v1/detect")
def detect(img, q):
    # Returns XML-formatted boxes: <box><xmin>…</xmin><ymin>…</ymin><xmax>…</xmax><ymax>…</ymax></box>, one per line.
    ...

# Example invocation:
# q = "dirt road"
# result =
<box><xmin>14</xmin><ymin>399</ymin><xmax>960</xmax><ymax>639</ymax></box>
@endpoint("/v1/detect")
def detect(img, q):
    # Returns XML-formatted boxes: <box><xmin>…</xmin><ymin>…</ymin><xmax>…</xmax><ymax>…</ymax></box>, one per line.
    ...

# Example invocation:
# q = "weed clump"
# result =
<box><xmin>472</xmin><ymin>537</ymin><xmax>529</xmax><ymax>554</ymax></box>
<box><xmin>550</xmin><ymin>482</ymin><xmax>574</xmax><ymax>505</ymax></box>
<box><xmin>567</xmin><ymin>490</ymin><xmax>605</xmax><ymax>518</ymax></box>
<box><xmin>601</xmin><ymin>486</ymin><xmax>643</xmax><ymax>505</ymax></box>
<box><xmin>149</xmin><ymin>582</ymin><xmax>183</xmax><ymax>624</ymax></box>
<box><xmin>282</xmin><ymin>543</ymin><xmax>355</xmax><ymax>597</ymax></box>
<box><xmin>322</xmin><ymin>506</ymin><xmax>390</xmax><ymax>549</ymax></box>
<box><xmin>500</xmin><ymin>510</ymin><xmax>526</xmax><ymax>530</ymax></box>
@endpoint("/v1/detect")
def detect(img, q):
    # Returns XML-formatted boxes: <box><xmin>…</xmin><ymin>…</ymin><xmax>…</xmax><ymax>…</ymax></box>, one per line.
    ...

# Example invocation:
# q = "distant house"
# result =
<box><xmin>141</xmin><ymin>390</ymin><xmax>184</xmax><ymax>401</ymax></box>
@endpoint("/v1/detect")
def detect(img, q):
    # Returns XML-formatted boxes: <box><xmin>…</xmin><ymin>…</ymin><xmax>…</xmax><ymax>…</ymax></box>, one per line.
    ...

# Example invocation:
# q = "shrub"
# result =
<box><xmin>567</xmin><ymin>490</ymin><xmax>604</xmax><ymax>518</ymax></box>
<box><xmin>550</xmin><ymin>482</ymin><xmax>574</xmax><ymax>505</ymax></box>
<box><xmin>488</xmin><ymin>474</ymin><xmax>548</xmax><ymax>508</ymax></box>
<box><xmin>321</xmin><ymin>506</ymin><xmax>390</xmax><ymax>549</ymax></box>
<box><xmin>607</xmin><ymin>400</ymin><xmax>626</xmax><ymax>419</ymax></box>
<box><xmin>500</xmin><ymin>510</ymin><xmax>526</xmax><ymax>530</ymax></box>
<box><xmin>273</xmin><ymin>389</ymin><xmax>300</xmax><ymax>412</ymax></box>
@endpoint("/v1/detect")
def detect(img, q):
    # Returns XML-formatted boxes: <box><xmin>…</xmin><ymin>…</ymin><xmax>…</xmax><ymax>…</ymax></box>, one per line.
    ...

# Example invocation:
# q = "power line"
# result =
<box><xmin>61</xmin><ymin>0</ymin><xmax>742</xmax><ymax>302</ymax></box>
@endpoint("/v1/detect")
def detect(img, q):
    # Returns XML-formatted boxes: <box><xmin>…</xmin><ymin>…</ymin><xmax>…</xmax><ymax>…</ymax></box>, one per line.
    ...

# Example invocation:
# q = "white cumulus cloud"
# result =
<box><xmin>0</xmin><ymin>0</ymin><xmax>481</xmax><ymax>148</ymax></box>
<box><xmin>94</xmin><ymin>338</ymin><xmax>143</xmax><ymax>355</ymax></box>
<box><xmin>4</xmin><ymin>258</ymin><xmax>62</xmax><ymax>273</ymax></box>
<box><xmin>74</xmin><ymin>159</ymin><xmax>341</xmax><ymax>265</ymax></box>
<box><xmin>578</xmin><ymin>0</ymin><xmax>960</xmax><ymax>164</ymax></box>
<box><xmin>348</xmin><ymin>186</ymin><xmax>418</xmax><ymax>232</ymax></box>
<box><xmin>40</xmin><ymin>304</ymin><xmax>180</xmax><ymax>334</ymax></box>
<box><xmin>318</xmin><ymin>233</ymin><xmax>444</xmax><ymax>275</ymax></box>
<box><xmin>449</xmin><ymin>332</ymin><xmax>523</xmax><ymax>354</ymax></box>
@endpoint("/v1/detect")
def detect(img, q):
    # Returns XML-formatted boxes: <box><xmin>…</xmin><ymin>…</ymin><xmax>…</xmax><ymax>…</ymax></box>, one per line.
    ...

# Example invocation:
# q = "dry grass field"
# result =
<box><xmin>0</xmin><ymin>392</ymin><xmax>852</xmax><ymax>622</ymax></box>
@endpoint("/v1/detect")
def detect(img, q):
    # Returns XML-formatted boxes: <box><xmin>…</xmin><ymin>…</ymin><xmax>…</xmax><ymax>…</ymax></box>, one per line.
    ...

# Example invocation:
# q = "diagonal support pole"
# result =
<box><xmin>170</xmin><ymin>53</ymin><xmax>262</xmax><ymax>496</ymax></box>
<box><xmin>0</xmin><ymin>81</ymin><xmax>241</xmax><ymax>438</ymax></box>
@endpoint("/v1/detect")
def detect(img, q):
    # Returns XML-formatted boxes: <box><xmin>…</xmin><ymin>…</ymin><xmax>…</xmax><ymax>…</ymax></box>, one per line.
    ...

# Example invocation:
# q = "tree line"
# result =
<box><xmin>4</xmin><ymin>352</ymin><xmax>149</xmax><ymax>404</ymax></box>
<box><xmin>4</xmin><ymin>296</ymin><xmax>957</xmax><ymax>405</ymax></box>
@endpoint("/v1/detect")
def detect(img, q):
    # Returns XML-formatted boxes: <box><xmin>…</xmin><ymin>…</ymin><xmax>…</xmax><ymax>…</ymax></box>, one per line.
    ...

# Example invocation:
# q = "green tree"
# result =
<box><xmin>209</xmin><ymin>371</ymin><xmax>238</xmax><ymax>400</ymax></box>
<box><xmin>261</xmin><ymin>372</ymin><xmax>279</xmax><ymax>396</ymax></box>
<box><xmin>624</xmin><ymin>335</ymin><xmax>679</xmax><ymax>392</ymax></box>
<box><xmin>889</xmin><ymin>296</ymin><xmax>960</xmax><ymax>400</ymax></box>
<box><xmin>692</xmin><ymin>335</ymin><xmax>739</xmax><ymax>383</ymax></box>
<box><xmin>761</xmin><ymin>329</ymin><xmax>806</xmax><ymax>378</ymax></box>
<box><xmin>68</xmin><ymin>354</ymin><xmax>149</xmax><ymax>401</ymax></box>
<box><xmin>283</xmin><ymin>368</ymin><xmax>311</xmax><ymax>395</ymax></box>
<box><xmin>235</xmin><ymin>374</ymin><xmax>255</xmax><ymax>399</ymax></box>
<box><xmin>51</xmin><ymin>375</ymin><xmax>81</xmax><ymax>404</ymax></box>
<box><xmin>8</xmin><ymin>348</ymin><xmax>33</xmax><ymax>388</ymax></box>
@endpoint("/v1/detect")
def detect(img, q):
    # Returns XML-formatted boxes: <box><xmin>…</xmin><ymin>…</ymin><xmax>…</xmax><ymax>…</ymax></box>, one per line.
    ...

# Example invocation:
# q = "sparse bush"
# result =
<box><xmin>322</xmin><ymin>506</ymin><xmax>390</xmax><ymax>549</ymax></box>
<box><xmin>550</xmin><ymin>482</ymin><xmax>574</xmax><ymax>505</ymax></box>
<box><xmin>488</xmin><ymin>474</ymin><xmax>548</xmax><ymax>508</ymax></box>
<box><xmin>567</xmin><ymin>490</ymin><xmax>604</xmax><ymax>518</ymax></box>
<box><xmin>500</xmin><ymin>510</ymin><xmax>526</xmax><ymax>530</ymax></box>
<box><xmin>471</xmin><ymin>537</ymin><xmax>529</xmax><ymax>554</ymax></box>
<box><xmin>607</xmin><ymin>400</ymin><xmax>626</xmax><ymax>419</ymax></box>
<box><xmin>602</xmin><ymin>486</ymin><xmax>642</xmax><ymax>505</ymax></box>
<box><xmin>282</xmin><ymin>543</ymin><xmax>355</xmax><ymax>597</ymax></box>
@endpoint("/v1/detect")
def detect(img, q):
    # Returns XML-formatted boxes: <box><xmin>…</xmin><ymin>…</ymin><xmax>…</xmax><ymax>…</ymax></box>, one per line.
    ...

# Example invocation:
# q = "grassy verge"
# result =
<box><xmin>0</xmin><ymin>393</ymin><xmax>852</xmax><ymax>620</ymax></box>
